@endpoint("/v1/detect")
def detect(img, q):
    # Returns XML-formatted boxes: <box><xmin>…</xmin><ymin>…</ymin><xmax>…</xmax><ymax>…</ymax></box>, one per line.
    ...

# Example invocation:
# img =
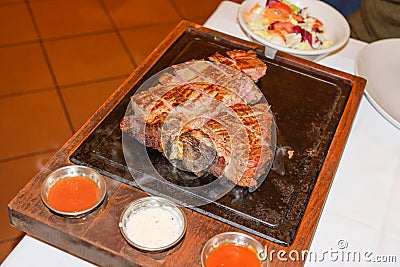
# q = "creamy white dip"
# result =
<box><xmin>123</xmin><ymin>206</ymin><xmax>184</xmax><ymax>249</ymax></box>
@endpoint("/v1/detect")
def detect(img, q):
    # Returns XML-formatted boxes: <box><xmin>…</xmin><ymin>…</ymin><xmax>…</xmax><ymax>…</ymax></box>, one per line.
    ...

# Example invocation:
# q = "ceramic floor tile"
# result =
<box><xmin>0</xmin><ymin>2</ymin><xmax>37</xmax><ymax>46</ymax></box>
<box><xmin>0</xmin><ymin>151</ymin><xmax>54</xmax><ymax>241</ymax></box>
<box><xmin>0</xmin><ymin>90</ymin><xmax>72</xmax><ymax>160</ymax></box>
<box><xmin>0</xmin><ymin>237</ymin><xmax>23</xmax><ymax>264</ymax></box>
<box><xmin>0</xmin><ymin>43</ymin><xmax>54</xmax><ymax>97</ymax></box>
<box><xmin>0</xmin><ymin>0</ymin><xmax>22</xmax><ymax>4</ymax></box>
<box><xmin>29</xmin><ymin>0</ymin><xmax>113</xmax><ymax>39</ymax></box>
<box><xmin>120</xmin><ymin>22</ymin><xmax>178</xmax><ymax>65</ymax></box>
<box><xmin>44</xmin><ymin>32</ymin><xmax>133</xmax><ymax>87</ymax></box>
<box><xmin>61</xmin><ymin>77</ymin><xmax>126</xmax><ymax>131</ymax></box>
<box><xmin>102</xmin><ymin>0</ymin><xmax>181</xmax><ymax>29</ymax></box>
<box><xmin>171</xmin><ymin>0</ymin><xmax>226</xmax><ymax>22</ymax></box>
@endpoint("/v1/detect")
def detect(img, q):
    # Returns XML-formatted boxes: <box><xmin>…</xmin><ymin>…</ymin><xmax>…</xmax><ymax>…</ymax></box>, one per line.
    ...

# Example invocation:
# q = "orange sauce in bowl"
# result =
<box><xmin>206</xmin><ymin>243</ymin><xmax>261</xmax><ymax>267</ymax></box>
<box><xmin>47</xmin><ymin>176</ymin><xmax>101</xmax><ymax>213</ymax></box>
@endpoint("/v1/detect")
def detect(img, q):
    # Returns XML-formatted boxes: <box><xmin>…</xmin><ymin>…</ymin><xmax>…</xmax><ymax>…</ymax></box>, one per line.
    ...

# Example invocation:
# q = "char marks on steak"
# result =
<box><xmin>169</xmin><ymin>102</ymin><xmax>274</xmax><ymax>187</ymax></box>
<box><xmin>160</xmin><ymin>60</ymin><xmax>263</xmax><ymax>104</ymax></box>
<box><xmin>209</xmin><ymin>49</ymin><xmax>267</xmax><ymax>82</ymax></box>
<box><xmin>122</xmin><ymin>81</ymin><xmax>246</xmax><ymax>153</ymax></box>
<box><xmin>121</xmin><ymin>51</ymin><xmax>274</xmax><ymax>187</ymax></box>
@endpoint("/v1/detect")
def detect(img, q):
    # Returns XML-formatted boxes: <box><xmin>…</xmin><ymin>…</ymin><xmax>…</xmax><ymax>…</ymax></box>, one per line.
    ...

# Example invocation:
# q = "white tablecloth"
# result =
<box><xmin>3</xmin><ymin>1</ymin><xmax>399</xmax><ymax>266</ymax></box>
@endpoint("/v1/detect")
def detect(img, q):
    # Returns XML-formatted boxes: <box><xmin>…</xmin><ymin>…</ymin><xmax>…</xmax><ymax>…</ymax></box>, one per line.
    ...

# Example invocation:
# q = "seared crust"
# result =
<box><xmin>121</xmin><ymin>57</ymin><xmax>273</xmax><ymax>187</ymax></box>
<box><xmin>209</xmin><ymin>50</ymin><xmax>267</xmax><ymax>82</ymax></box>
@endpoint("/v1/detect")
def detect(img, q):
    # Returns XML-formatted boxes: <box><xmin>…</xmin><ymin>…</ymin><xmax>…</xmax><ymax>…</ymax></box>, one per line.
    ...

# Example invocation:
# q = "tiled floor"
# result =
<box><xmin>0</xmin><ymin>0</ymin><xmax>241</xmax><ymax>263</ymax></box>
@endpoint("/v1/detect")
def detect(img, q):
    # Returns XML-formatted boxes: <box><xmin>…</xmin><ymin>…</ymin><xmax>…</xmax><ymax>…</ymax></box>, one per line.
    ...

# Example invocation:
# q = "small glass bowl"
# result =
<box><xmin>41</xmin><ymin>165</ymin><xmax>107</xmax><ymax>217</ymax></box>
<box><xmin>119</xmin><ymin>196</ymin><xmax>187</xmax><ymax>252</ymax></box>
<box><xmin>201</xmin><ymin>232</ymin><xmax>267</xmax><ymax>267</ymax></box>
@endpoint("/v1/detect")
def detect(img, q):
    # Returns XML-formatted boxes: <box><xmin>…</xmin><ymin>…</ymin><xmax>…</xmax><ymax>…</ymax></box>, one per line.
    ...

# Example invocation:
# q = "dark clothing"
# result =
<box><xmin>348</xmin><ymin>0</ymin><xmax>400</xmax><ymax>42</ymax></box>
<box><xmin>322</xmin><ymin>0</ymin><xmax>362</xmax><ymax>18</ymax></box>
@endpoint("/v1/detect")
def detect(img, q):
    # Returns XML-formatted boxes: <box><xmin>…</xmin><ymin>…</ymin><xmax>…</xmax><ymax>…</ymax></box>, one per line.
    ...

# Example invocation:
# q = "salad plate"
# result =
<box><xmin>238</xmin><ymin>0</ymin><xmax>350</xmax><ymax>61</ymax></box>
<box><xmin>355</xmin><ymin>38</ymin><xmax>400</xmax><ymax>130</ymax></box>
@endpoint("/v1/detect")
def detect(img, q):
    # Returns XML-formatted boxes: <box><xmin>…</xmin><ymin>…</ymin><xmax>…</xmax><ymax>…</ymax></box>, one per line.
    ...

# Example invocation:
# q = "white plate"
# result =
<box><xmin>238</xmin><ymin>0</ymin><xmax>350</xmax><ymax>61</ymax></box>
<box><xmin>355</xmin><ymin>38</ymin><xmax>400</xmax><ymax>129</ymax></box>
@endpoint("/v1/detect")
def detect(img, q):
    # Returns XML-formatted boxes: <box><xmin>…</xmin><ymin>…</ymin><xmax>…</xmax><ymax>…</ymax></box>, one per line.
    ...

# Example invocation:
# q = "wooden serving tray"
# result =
<box><xmin>8</xmin><ymin>21</ymin><xmax>365</xmax><ymax>266</ymax></box>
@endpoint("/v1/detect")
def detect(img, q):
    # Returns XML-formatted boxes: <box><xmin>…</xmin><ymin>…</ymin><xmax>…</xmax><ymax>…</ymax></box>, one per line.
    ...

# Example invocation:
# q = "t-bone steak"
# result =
<box><xmin>121</xmin><ymin>51</ymin><xmax>275</xmax><ymax>187</ymax></box>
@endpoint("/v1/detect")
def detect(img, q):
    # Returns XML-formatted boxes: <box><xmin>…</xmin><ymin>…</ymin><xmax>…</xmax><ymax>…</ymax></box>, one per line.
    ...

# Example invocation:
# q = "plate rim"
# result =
<box><xmin>355</xmin><ymin>38</ymin><xmax>400</xmax><ymax>129</ymax></box>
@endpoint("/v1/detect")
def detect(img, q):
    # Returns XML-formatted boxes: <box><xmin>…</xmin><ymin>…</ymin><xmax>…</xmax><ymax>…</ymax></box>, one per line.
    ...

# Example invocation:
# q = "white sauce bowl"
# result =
<box><xmin>119</xmin><ymin>196</ymin><xmax>187</xmax><ymax>251</ymax></box>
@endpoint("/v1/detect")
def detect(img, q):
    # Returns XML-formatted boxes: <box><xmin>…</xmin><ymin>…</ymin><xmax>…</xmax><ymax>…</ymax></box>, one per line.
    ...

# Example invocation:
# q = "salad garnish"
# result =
<box><xmin>244</xmin><ymin>0</ymin><xmax>333</xmax><ymax>50</ymax></box>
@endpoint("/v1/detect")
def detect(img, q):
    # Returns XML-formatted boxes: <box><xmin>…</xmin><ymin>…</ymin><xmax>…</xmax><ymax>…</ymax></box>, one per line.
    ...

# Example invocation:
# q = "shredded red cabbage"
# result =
<box><xmin>293</xmin><ymin>25</ymin><xmax>302</xmax><ymax>34</ymax></box>
<box><xmin>312</xmin><ymin>27</ymin><xmax>323</xmax><ymax>33</ymax></box>
<box><xmin>293</xmin><ymin>25</ymin><xmax>313</xmax><ymax>46</ymax></box>
<box><xmin>266</xmin><ymin>0</ymin><xmax>282</xmax><ymax>8</ymax></box>
<box><xmin>315</xmin><ymin>36</ymin><xmax>322</xmax><ymax>45</ymax></box>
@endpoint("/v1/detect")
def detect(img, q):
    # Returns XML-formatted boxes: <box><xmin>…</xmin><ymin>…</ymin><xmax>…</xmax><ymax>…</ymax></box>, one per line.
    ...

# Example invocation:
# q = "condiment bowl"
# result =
<box><xmin>238</xmin><ymin>0</ymin><xmax>350</xmax><ymax>61</ymax></box>
<box><xmin>119</xmin><ymin>196</ymin><xmax>187</xmax><ymax>252</ymax></box>
<box><xmin>201</xmin><ymin>232</ymin><xmax>267</xmax><ymax>267</ymax></box>
<box><xmin>41</xmin><ymin>165</ymin><xmax>107</xmax><ymax>217</ymax></box>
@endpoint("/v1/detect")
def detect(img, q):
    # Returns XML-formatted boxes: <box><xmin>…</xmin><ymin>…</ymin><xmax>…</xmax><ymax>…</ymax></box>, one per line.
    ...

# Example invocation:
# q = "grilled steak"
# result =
<box><xmin>121</xmin><ymin>52</ymin><xmax>274</xmax><ymax>187</ymax></box>
<box><xmin>160</xmin><ymin>60</ymin><xmax>263</xmax><ymax>104</ymax></box>
<box><xmin>209</xmin><ymin>49</ymin><xmax>267</xmax><ymax>82</ymax></box>
<box><xmin>164</xmin><ymin>102</ymin><xmax>274</xmax><ymax>187</ymax></box>
<box><xmin>121</xmin><ymin>81</ymin><xmax>246</xmax><ymax>152</ymax></box>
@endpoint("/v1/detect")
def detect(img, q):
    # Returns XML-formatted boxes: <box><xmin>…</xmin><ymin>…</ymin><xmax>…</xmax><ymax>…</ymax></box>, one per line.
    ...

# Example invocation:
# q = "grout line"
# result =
<box><xmin>112</xmin><ymin>19</ymin><xmax>182</xmax><ymax>32</ymax></box>
<box><xmin>0</xmin><ymin>75</ymin><xmax>130</xmax><ymax>100</ymax></box>
<box><xmin>58</xmin><ymin>74</ymin><xmax>129</xmax><ymax>90</ymax></box>
<box><xmin>0</xmin><ymin>20</ymin><xmax>180</xmax><ymax>49</ymax></box>
<box><xmin>98</xmin><ymin>0</ymin><xmax>137</xmax><ymax>68</ymax></box>
<box><xmin>24</xmin><ymin>0</ymin><xmax>76</xmax><ymax>133</ymax></box>
<box><xmin>0</xmin><ymin>39</ymin><xmax>39</xmax><ymax>49</ymax></box>
<box><xmin>0</xmin><ymin>148</ymin><xmax>58</xmax><ymax>164</ymax></box>
<box><xmin>0</xmin><ymin>86</ymin><xmax>55</xmax><ymax>99</ymax></box>
<box><xmin>167</xmin><ymin>0</ymin><xmax>185</xmax><ymax>19</ymax></box>
<box><xmin>0</xmin><ymin>20</ymin><xmax>183</xmax><ymax>49</ymax></box>
<box><xmin>38</xmin><ymin>29</ymin><xmax>116</xmax><ymax>43</ymax></box>
<box><xmin>0</xmin><ymin>235</ymin><xmax>24</xmax><ymax>245</ymax></box>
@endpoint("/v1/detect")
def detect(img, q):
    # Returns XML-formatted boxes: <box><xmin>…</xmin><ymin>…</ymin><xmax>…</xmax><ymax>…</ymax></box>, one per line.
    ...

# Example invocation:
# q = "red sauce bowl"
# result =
<box><xmin>201</xmin><ymin>232</ymin><xmax>267</xmax><ymax>267</ymax></box>
<box><xmin>41</xmin><ymin>165</ymin><xmax>107</xmax><ymax>217</ymax></box>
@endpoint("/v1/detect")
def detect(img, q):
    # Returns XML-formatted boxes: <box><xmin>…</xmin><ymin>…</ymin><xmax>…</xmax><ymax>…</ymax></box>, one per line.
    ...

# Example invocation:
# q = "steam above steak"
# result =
<box><xmin>121</xmin><ymin>51</ymin><xmax>274</xmax><ymax>187</ymax></box>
